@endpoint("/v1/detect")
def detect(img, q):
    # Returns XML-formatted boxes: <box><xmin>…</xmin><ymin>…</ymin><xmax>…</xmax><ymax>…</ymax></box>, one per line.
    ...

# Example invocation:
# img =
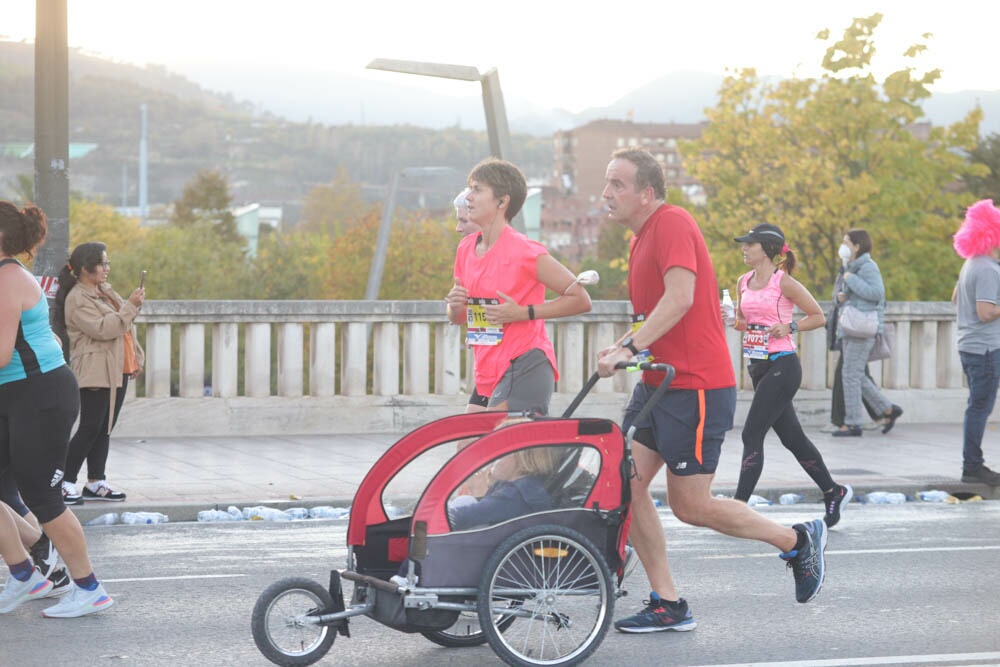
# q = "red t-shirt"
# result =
<box><xmin>627</xmin><ymin>204</ymin><xmax>736</xmax><ymax>390</ymax></box>
<box><xmin>454</xmin><ymin>225</ymin><xmax>558</xmax><ymax>396</ymax></box>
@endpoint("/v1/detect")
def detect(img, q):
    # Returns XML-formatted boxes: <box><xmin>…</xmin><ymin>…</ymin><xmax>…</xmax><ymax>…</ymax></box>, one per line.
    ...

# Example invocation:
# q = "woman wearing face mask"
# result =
<box><xmin>828</xmin><ymin>264</ymin><xmax>883</xmax><ymax>433</ymax></box>
<box><xmin>833</xmin><ymin>230</ymin><xmax>902</xmax><ymax>437</ymax></box>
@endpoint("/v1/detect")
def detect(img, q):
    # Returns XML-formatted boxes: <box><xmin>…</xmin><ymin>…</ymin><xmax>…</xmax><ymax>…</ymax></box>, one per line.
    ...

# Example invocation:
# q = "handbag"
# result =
<box><xmin>868</xmin><ymin>323</ymin><xmax>895</xmax><ymax>362</ymax></box>
<box><xmin>839</xmin><ymin>304</ymin><xmax>878</xmax><ymax>338</ymax></box>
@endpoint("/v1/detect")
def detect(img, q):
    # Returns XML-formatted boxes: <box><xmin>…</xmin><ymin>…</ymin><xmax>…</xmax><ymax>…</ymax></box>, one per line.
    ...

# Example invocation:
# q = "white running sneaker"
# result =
<box><xmin>42</xmin><ymin>582</ymin><xmax>114</xmax><ymax>618</ymax></box>
<box><xmin>0</xmin><ymin>569</ymin><xmax>53</xmax><ymax>613</ymax></box>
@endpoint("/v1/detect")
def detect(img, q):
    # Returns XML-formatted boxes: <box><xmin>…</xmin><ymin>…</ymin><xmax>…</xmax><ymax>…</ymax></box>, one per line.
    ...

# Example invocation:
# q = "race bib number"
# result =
<box><xmin>466</xmin><ymin>298</ymin><xmax>503</xmax><ymax>346</ymax></box>
<box><xmin>629</xmin><ymin>313</ymin><xmax>653</xmax><ymax>367</ymax></box>
<box><xmin>742</xmin><ymin>324</ymin><xmax>770</xmax><ymax>359</ymax></box>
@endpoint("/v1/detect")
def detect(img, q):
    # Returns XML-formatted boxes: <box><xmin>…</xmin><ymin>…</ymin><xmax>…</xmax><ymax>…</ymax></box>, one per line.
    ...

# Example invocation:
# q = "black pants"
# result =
<box><xmin>831</xmin><ymin>355</ymin><xmax>881</xmax><ymax>427</ymax></box>
<box><xmin>0</xmin><ymin>366</ymin><xmax>80</xmax><ymax>523</ymax></box>
<box><xmin>736</xmin><ymin>354</ymin><xmax>836</xmax><ymax>501</ymax></box>
<box><xmin>64</xmin><ymin>376</ymin><xmax>128</xmax><ymax>483</ymax></box>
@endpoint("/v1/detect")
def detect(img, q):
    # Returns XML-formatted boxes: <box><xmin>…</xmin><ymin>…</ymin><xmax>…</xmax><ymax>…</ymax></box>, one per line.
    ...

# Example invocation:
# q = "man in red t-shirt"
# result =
<box><xmin>597</xmin><ymin>149</ymin><xmax>829</xmax><ymax>634</ymax></box>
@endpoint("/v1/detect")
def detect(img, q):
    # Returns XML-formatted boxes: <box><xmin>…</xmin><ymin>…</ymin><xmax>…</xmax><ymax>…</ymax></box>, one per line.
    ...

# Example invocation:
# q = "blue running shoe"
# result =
<box><xmin>780</xmin><ymin>519</ymin><xmax>828</xmax><ymax>603</ymax></box>
<box><xmin>614</xmin><ymin>593</ymin><xmax>697</xmax><ymax>633</ymax></box>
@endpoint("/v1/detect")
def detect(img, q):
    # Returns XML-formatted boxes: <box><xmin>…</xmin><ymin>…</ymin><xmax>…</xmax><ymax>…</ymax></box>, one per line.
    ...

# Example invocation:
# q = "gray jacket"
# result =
<box><xmin>837</xmin><ymin>253</ymin><xmax>886</xmax><ymax>337</ymax></box>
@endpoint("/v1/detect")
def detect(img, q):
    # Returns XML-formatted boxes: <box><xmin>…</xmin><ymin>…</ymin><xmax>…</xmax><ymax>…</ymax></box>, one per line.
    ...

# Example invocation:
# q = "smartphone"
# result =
<box><xmin>140</xmin><ymin>270</ymin><xmax>147</xmax><ymax>289</ymax></box>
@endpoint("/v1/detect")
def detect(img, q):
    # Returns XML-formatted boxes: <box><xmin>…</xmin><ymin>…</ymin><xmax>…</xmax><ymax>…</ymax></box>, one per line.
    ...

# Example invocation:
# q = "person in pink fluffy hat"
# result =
<box><xmin>952</xmin><ymin>199</ymin><xmax>1000</xmax><ymax>486</ymax></box>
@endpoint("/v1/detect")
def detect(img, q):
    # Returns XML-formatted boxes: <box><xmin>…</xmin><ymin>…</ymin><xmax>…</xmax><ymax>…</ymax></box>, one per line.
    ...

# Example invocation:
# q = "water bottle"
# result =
<box><xmin>85</xmin><ymin>512</ymin><xmax>119</xmax><ymax>526</ymax></box>
<box><xmin>917</xmin><ymin>490</ymin><xmax>955</xmax><ymax>503</ymax></box>
<box><xmin>863</xmin><ymin>492</ymin><xmax>907</xmax><ymax>505</ymax></box>
<box><xmin>197</xmin><ymin>509</ymin><xmax>239</xmax><ymax>522</ymax></box>
<box><xmin>779</xmin><ymin>493</ymin><xmax>804</xmax><ymax>505</ymax></box>
<box><xmin>121</xmin><ymin>511</ymin><xmax>169</xmax><ymax>524</ymax></box>
<box><xmin>309</xmin><ymin>506</ymin><xmax>350</xmax><ymax>519</ymax></box>
<box><xmin>285</xmin><ymin>507</ymin><xmax>310</xmax><ymax>520</ymax></box>
<box><xmin>243</xmin><ymin>506</ymin><xmax>291</xmax><ymax>521</ymax></box>
<box><xmin>747</xmin><ymin>494</ymin><xmax>772</xmax><ymax>506</ymax></box>
<box><xmin>721</xmin><ymin>289</ymin><xmax>736</xmax><ymax>326</ymax></box>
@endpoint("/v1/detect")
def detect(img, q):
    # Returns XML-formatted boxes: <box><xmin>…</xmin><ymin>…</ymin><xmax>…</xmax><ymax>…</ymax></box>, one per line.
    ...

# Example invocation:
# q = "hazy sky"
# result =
<box><xmin>4</xmin><ymin>0</ymin><xmax>999</xmax><ymax>113</ymax></box>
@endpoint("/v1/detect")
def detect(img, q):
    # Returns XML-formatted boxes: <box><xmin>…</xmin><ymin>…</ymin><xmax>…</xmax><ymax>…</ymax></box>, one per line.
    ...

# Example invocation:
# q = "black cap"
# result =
<box><xmin>734</xmin><ymin>223</ymin><xmax>785</xmax><ymax>244</ymax></box>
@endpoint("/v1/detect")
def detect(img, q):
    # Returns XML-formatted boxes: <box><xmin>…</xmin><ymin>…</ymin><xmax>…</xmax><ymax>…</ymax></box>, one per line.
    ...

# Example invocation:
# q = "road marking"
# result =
<box><xmin>690</xmin><ymin>652</ymin><xmax>1000</xmax><ymax>666</ymax></box>
<box><xmin>104</xmin><ymin>574</ymin><xmax>249</xmax><ymax>583</ymax></box>
<box><xmin>704</xmin><ymin>545</ymin><xmax>1000</xmax><ymax>559</ymax></box>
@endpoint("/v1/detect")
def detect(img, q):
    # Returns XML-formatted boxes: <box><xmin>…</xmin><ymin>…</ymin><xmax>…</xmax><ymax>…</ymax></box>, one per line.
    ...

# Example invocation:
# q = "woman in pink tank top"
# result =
<box><xmin>728</xmin><ymin>223</ymin><xmax>853</xmax><ymax>528</ymax></box>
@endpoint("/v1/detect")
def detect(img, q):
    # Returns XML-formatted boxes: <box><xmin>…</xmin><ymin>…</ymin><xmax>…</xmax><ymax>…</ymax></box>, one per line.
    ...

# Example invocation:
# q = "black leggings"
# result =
<box><xmin>64</xmin><ymin>376</ymin><xmax>128</xmax><ymax>484</ymax></box>
<box><xmin>0</xmin><ymin>365</ymin><xmax>80</xmax><ymax>523</ymax></box>
<box><xmin>735</xmin><ymin>354</ymin><xmax>835</xmax><ymax>501</ymax></box>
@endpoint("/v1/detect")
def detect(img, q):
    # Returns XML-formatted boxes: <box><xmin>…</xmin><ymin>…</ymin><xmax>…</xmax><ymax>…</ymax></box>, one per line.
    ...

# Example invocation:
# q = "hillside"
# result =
<box><xmin>0</xmin><ymin>41</ymin><xmax>552</xmax><ymax>212</ymax></box>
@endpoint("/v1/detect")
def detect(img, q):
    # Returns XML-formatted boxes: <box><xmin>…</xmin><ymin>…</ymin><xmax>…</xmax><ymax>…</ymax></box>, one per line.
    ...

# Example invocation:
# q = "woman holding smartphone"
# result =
<box><xmin>54</xmin><ymin>242</ymin><xmax>144</xmax><ymax>504</ymax></box>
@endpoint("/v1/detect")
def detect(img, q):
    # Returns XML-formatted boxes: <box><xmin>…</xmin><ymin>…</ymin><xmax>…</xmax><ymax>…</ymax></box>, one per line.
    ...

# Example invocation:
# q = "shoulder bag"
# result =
<box><xmin>839</xmin><ymin>304</ymin><xmax>878</xmax><ymax>338</ymax></box>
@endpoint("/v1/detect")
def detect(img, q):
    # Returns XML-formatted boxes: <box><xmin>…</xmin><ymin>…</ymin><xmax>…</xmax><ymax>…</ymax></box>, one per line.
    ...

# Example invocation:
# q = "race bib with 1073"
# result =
<box><xmin>742</xmin><ymin>323</ymin><xmax>770</xmax><ymax>359</ymax></box>
<box><xmin>466</xmin><ymin>298</ymin><xmax>503</xmax><ymax>346</ymax></box>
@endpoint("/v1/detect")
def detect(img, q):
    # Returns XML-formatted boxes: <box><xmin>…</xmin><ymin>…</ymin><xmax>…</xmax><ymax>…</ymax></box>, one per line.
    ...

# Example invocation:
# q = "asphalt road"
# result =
<box><xmin>3</xmin><ymin>501</ymin><xmax>999</xmax><ymax>667</ymax></box>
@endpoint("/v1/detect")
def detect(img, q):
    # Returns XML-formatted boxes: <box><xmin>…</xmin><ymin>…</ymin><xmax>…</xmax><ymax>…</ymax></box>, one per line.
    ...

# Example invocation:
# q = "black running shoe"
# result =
<box><xmin>780</xmin><ymin>519</ymin><xmax>828</xmax><ymax>603</ymax></box>
<box><xmin>614</xmin><ymin>593</ymin><xmax>697</xmax><ymax>633</ymax></box>
<box><xmin>82</xmin><ymin>480</ymin><xmax>126</xmax><ymax>502</ymax></box>
<box><xmin>42</xmin><ymin>567</ymin><xmax>72</xmax><ymax>598</ymax></box>
<box><xmin>29</xmin><ymin>533</ymin><xmax>59</xmax><ymax>579</ymax></box>
<box><xmin>962</xmin><ymin>465</ymin><xmax>1000</xmax><ymax>486</ymax></box>
<box><xmin>824</xmin><ymin>484</ymin><xmax>854</xmax><ymax>528</ymax></box>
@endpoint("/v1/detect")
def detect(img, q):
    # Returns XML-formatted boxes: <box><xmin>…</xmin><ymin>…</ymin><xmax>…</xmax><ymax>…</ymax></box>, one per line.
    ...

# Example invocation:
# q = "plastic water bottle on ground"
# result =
<box><xmin>85</xmin><ymin>512</ymin><xmax>119</xmax><ymax>526</ymax></box>
<box><xmin>779</xmin><ymin>493</ymin><xmax>804</xmax><ymax>505</ymax></box>
<box><xmin>121</xmin><ymin>511</ymin><xmax>169</xmax><ymax>524</ymax></box>
<box><xmin>309</xmin><ymin>506</ymin><xmax>350</xmax><ymax>519</ymax></box>
<box><xmin>285</xmin><ymin>507</ymin><xmax>309</xmax><ymax>520</ymax></box>
<box><xmin>243</xmin><ymin>506</ymin><xmax>291</xmax><ymax>521</ymax></box>
<box><xmin>747</xmin><ymin>494</ymin><xmax>772</xmax><ymax>506</ymax></box>
<box><xmin>917</xmin><ymin>490</ymin><xmax>956</xmax><ymax>503</ymax></box>
<box><xmin>197</xmin><ymin>509</ymin><xmax>240</xmax><ymax>522</ymax></box>
<box><xmin>721</xmin><ymin>289</ymin><xmax>736</xmax><ymax>326</ymax></box>
<box><xmin>863</xmin><ymin>492</ymin><xmax>907</xmax><ymax>505</ymax></box>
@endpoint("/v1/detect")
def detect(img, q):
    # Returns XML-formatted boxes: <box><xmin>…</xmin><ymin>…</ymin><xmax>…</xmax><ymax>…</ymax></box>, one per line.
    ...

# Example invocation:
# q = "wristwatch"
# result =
<box><xmin>789</xmin><ymin>321</ymin><xmax>799</xmax><ymax>334</ymax></box>
<box><xmin>620</xmin><ymin>337</ymin><xmax>640</xmax><ymax>356</ymax></box>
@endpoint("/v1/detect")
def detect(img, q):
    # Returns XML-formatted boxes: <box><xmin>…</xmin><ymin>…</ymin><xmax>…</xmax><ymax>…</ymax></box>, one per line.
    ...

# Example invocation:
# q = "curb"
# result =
<box><xmin>68</xmin><ymin>481</ymin><xmax>998</xmax><ymax>526</ymax></box>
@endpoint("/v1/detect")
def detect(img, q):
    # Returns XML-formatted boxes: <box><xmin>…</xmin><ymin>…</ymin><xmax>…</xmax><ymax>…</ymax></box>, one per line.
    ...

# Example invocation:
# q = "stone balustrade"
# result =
<box><xmin>114</xmin><ymin>300</ymin><xmax>975</xmax><ymax>437</ymax></box>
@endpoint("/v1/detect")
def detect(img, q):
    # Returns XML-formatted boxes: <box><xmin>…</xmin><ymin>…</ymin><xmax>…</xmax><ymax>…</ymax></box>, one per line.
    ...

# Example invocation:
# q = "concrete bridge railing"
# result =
<box><xmin>114</xmin><ymin>300</ymin><xmax>973</xmax><ymax>437</ymax></box>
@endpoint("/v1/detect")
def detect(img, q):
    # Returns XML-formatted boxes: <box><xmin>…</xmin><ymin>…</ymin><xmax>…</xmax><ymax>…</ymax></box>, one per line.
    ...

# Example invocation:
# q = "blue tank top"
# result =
<box><xmin>0</xmin><ymin>260</ymin><xmax>67</xmax><ymax>385</ymax></box>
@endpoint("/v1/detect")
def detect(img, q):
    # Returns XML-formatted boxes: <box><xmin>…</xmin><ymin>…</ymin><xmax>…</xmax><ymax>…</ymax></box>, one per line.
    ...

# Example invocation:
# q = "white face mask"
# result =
<box><xmin>838</xmin><ymin>243</ymin><xmax>853</xmax><ymax>264</ymax></box>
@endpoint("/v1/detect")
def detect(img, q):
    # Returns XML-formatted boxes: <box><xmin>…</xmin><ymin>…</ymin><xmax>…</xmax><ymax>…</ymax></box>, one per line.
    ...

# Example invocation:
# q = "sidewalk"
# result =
<box><xmin>72</xmin><ymin>421</ymin><xmax>999</xmax><ymax>523</ymax></box>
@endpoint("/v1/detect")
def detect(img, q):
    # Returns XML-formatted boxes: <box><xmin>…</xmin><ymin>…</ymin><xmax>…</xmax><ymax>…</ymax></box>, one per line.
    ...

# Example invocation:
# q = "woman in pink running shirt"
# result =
<box><xmin>445</xmin><ymin>158</ymin><xmax>591</xmax><ymax>415</ymax></box>
<box><xmin>729</xmin><ymin>223</ymin><xmax>852</xmax><ymax>528</ymax></box>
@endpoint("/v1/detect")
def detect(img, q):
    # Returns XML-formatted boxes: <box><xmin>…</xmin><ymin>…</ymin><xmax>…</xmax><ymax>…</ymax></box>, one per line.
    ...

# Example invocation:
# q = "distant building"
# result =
<box><xmin>541</xmin><ymin>119</ymin><xmax>707</xmax><ymax>262</ymax></box>
<box><xmin>233</xmin><ymin>203</ymin><xmax>283</xmax><ymax>257</ymax></box>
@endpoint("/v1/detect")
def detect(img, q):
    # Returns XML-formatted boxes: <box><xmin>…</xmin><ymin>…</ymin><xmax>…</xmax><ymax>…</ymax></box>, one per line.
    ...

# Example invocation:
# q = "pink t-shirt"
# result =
<box><xmin>454</xmin><ymin>225</ymin><xmax>558</xmax><ymax>396</ymax></box>
<box><xmin>738</xmin><ymin>269</ymin><xmax>796</xmax><ymax>354</ymax></box>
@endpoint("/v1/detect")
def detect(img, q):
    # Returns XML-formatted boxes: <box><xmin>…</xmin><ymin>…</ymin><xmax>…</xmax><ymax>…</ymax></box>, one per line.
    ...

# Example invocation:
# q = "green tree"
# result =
<box><xmin>247</xmin><ymin>231</ymin><xmax>331</xmax><ymax>299</ymax></box>
<box><xmin>680</xmin><ymin>14</ymin><xmax>982</xmax><ymax>300</ymax></box>
<box><xmin>170</xmin><ymin>168</ymin><xmax>241</xmax><ymax>245</ymax></box>
<box><xmin>964</xmin><ymin>133</ymin><xmax>1000</xmax><ymax>201</ymax></box>
<box><xmin>323</xmin><ymin>212</ymin><xmax>458</xmax><ymax>300</ymax></box>
<box><xmin>299</xmin><ymin>167</ymin><xmax>377</xmax><ymax>237</ymax></box>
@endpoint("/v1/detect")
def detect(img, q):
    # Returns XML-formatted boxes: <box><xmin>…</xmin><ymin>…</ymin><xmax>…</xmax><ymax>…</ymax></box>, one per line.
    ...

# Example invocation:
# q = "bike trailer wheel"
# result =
<box><xmin>251</xmin><ymin>577</ymin><xmax>336</xmax><ymax>666</ymax></box>
<box><xmin>477</xmin><ymin>524</ymin><xmax>614</xmax><ymax>667</ymax></box>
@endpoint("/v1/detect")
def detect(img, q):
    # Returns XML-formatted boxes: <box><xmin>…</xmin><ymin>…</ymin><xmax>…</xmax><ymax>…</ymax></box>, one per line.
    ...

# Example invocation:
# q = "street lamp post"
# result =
<box><xmin>366</xmin><ymin>58</ymin><xmax>522</xmax><ymax>232</ymax></box>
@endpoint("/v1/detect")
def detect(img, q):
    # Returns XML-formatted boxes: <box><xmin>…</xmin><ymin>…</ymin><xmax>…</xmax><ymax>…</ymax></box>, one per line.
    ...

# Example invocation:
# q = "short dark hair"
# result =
<box><xmin>611</xmin><ymin>148</ymin><xmax>666</xmax><ymax>200</ymax></box>
<box><xmin>468</xmin><ymin>158</ymin><xmax>527</xmax><ymax>222</ymax></box>
<box><xmin>846</xmin><ymin>228</ymin><xmax>872</xmax><ymax>256</ymax></box>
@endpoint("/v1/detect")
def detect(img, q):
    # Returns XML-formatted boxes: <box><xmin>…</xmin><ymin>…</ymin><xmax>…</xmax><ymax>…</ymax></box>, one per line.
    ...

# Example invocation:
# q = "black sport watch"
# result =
<box><xmin>620</xmin><ymin>337</ymin><xmax>640</xmax><ymax>356</ymax></box>
<box><xmin>789</xmin><ymin>321</ymin><xmax>799</xmax><ymax>334</ymax></box>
